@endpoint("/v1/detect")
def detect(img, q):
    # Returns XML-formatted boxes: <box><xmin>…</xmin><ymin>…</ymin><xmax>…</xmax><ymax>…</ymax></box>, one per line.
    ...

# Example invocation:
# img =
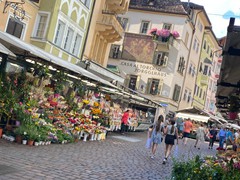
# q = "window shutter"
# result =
<box><xmin>155</xmin><ymin>52</ymin><xmax>162</xmax><ymax>65</ymax></box>
<box><xmin>124</xmin><ymin>74</ymin><xmax>130</xmax><ymax>88</ymax></box>
<box><xmin>163</xmin><ymin>55</ymin><xmax>168</xmax><ymax>67</ymax></box>
<box><xmin>135</xmin><ymin>75</ymin><xmax>141</xmax><ymax>90</ymax></box>
<box><xmin>157</xmin><ymin>79</ymin><xmax>163</xmax><ymax>95</ymax></box>
<box><xmin>146</xmin><ymin>78</ymin><xmax>152</xmax><ymax>94</ymax></box>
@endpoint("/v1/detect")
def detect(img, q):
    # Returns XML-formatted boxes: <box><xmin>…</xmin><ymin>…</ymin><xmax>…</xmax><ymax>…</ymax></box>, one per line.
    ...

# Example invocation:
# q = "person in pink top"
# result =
<box><xmin>183</xmin><ymin>118</ymin><xmax>193</xmax><ymax>145</ymax></box>
<box><xmin>121</xmin><ymin>110</ymin><xmax>129</xmax><ymax>135</ymax></box>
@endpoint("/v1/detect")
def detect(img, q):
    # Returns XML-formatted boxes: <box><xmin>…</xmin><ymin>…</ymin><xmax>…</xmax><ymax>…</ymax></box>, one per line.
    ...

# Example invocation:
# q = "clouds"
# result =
<box><xmin>182</xmin><ymin>0</ymin><xmax>240</xmax><ymax>38</ymax></box>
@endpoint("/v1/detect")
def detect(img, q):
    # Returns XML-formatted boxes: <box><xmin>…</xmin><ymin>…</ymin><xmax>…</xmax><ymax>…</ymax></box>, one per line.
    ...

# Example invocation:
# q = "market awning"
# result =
<box><xmin>176</xmin><ymin>113</ymin><xmax>209</xmax><ymax>123</ymax></box>
<box><xmin>0</xmin><ymin>42</ymin><xmax>16</xmax><ymax>57</ymax></box>
<box><xmin>80</xmin><ymin>60</ymin><xmax>125</xmax><ymax>83</ymax></box>
<box><xmin>0</xmin><ymin>30</ymin><xmax>117</xmax><ymax>88</ymax></box>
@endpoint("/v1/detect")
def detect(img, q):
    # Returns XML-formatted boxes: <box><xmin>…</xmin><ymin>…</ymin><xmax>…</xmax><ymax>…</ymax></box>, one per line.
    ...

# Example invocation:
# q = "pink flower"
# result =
<box><xmin>19</xmin><ymin>102</ymin><xmax>23</xmax><ymax>105</ymax></box>
<box><xmin>171</xmin><ymin>31</ymin><xmax>180</xmax><ymax>38</ymax></box>
<box><xmin>148</xmin><ymin>28</ymin><xmax>157</xmax><ymax>35</ymax></box>
<box><xmin>156</xmin><ymin>29</ymin><xmax>170</xmax><ymax>37</ymax></box>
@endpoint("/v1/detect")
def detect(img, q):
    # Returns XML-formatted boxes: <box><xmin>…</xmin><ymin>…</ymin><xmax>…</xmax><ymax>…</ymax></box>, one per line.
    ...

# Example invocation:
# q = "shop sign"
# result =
<box><xmin>120</xmin><ymin>61</ymin><xmax>167</xmax><ymax>77</ymax></box>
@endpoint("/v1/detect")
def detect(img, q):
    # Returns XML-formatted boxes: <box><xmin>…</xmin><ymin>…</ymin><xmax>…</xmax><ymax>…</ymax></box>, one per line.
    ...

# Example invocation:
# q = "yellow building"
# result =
<box><xmin>83</xmin><ymin>0</ymin><xmax>129</xmax><ymax>67</ymax></box>
<box><xmin>0</xmin><ymin>0</ymin><xmax>40</xmax><ymax>43</ymax></box>
<box><xmin>178</xmin><ymin>2</ymin><xmax>211</xmax><ymax>110</ymax></box>
<box><xmin>193</xmin><ymin>27</ymin><xmax>220</xmax><ymax>109</ymax></box>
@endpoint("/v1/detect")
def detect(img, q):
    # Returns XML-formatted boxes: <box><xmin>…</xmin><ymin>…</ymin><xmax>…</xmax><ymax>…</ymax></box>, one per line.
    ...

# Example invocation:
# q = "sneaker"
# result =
<box><xmin>208</xmin><ymin>147</ymin><xmax>210</xmax><ymax>149</ymax></box>
<box><xmin>162</xmin><ymin>158</ymin><xmax>167</xmax><ymax>164</ymax></box>
<box><xmin>151</xmin><ymin>156</ymin><xmax>154</xmax><ymax>159</ymax></box>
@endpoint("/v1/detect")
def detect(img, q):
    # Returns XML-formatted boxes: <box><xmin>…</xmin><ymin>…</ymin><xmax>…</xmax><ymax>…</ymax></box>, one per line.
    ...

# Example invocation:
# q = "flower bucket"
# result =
<box><xmin>39</xmin><ymin>141</ymin><xmax>43</xmax><ymax>145</ymax></box>
<box><xmin>90</xmin><ymin>134</ymin><xmax>94</xmax><ymax>141</ymax></box>
<box><xmin>0</xmin><ymin>128</ymin><xmax>3</xmax><ymax>138</ymax></box>
<box><xmin>229</xmin><ymin>112</ymin><xmax>238</xmax><ymax>120</ymax></box>
<box><xmin>34</xmin><ymin>142</ymin><xmax>39</xmax><ymax>146</ymax></box>
<box><xmin>93</xmin><ymin>134</ymin><xmax>97</xmax><ymax>141</ymax></box>
<box><xmin>83</xmin><ymin>133</ymin><xmax>89</xmax><ymax>142</ymax></box>
<box><xmin>22</xmin><ymin>140</ymin><xmax>27</xmax><ymax>145</ymax></box>
<box><xmin>79</xmin><ymin>130</ymin><xmax>84</xmax><ymax>138</ymax></box>
<box><xmin>97</xmin><ymin>134</ymin><xmax>101</xmax><ymax>141</ymax></box>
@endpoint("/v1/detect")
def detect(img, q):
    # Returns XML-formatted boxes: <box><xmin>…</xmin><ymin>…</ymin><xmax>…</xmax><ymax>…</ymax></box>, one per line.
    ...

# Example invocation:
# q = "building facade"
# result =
<box><xmin>193</xmin><ymin>27</ymin><xmax>220</xmax><ymax>110</ymax></box>
<box><xmin>204</xmin><ymin>36</ymin><xmax>224</xmax><ymax>114</ymax></box>
<box><xmin>30</xmin><ymin>0</ymin><xmax>94</xmax><ymax>64</ymax></box>
<box><xmin>178</xmin><ymin>2</ymin><xmax>212</xmax><ymax>110</ymax></box>
<box><xmin>0</xmin><ymin>0</ymin><xmax>40</xmax><ymax>43</ymax></box>
<box><xmin>83</xmin><ymin>0</ymin><xmax>130</xmax><ymax>67</ymax></box>
<box><xmin>107</xmin><ymin>0</ymin><xmax>193</xmax><ymax>112</ymax></box>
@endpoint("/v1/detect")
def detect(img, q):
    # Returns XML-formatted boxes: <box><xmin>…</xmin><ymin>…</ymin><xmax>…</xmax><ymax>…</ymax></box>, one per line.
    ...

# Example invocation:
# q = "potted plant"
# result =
<box><xmin>14</xmin><ymin>126</ymin><xmax>25</xmax><ymax>144</ymax></box>
<box><xmin>26</xmin><ymin>124</ymin><xmax>38</xmax><ymax>146</ymax></box>
<box><xmin>228</xmin><ymin>95</ymin><xmax>239</xmax><ymax>120</ymax></box>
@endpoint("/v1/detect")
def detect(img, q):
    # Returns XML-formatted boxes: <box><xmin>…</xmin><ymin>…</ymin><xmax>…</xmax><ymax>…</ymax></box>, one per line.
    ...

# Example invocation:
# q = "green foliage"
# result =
<box><xmin>172</xmin><ymin>156</ymin><xmax>240</xmax><ymax>180</ymax></box>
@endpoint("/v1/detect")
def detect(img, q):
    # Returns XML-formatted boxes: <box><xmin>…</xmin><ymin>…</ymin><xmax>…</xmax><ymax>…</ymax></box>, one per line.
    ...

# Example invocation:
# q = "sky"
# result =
<box><xmin>182</xmin><ymin>0</ymin><xmax>240</xmax><ymax>38</ymax></box>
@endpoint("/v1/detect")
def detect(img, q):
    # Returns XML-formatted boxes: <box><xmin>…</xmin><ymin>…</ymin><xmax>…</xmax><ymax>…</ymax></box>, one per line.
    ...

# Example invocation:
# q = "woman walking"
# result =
<box><xmin>194</xmin><ymin>123</ymin><xmax>206</xmax><ymax>149</ymax></box>
<box><xmin>150</xmin><ymin>115</ymin><xmax>164</xmax><ymax>159</ymax></box>
<box><xmin>208</xmin><ymin>126</ymin><xmax>218</xmax><ymax>149</ymax></box>
<box><xmin>163</xmin><ymin>119</ymin><xmax>178</xmax><ymax>164</ymax></box>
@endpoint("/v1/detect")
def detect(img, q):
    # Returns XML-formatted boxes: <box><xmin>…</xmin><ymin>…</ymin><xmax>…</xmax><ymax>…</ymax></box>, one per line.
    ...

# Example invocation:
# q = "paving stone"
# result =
<box><xmin>0</xmin><ymin>132</ymin><xmax>216</xmax><ymax>180</ymax></box>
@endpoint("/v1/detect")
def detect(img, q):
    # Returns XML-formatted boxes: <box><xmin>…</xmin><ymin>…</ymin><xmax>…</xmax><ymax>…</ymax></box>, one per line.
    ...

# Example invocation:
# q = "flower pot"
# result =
<box><xmin>39</xmin><ymin>141</ymin><xmax>43</xmax><ymax>145</ymax></box>
<box><xmin>22</xmin><ymin>140</ymin><xmax>27</xmax><ymax>145</ymax></box>
<box><xmin>229</xmin><ymin>112</ymin><xmax>238</xmax><ymax>120</ymax></box>
<box><xmin>16</xmin><ymin>135</ymin><xmax>22</xmax><ymax>144</ymax></box>
<box><xmin>83</xmin><ymin>133</ymin><xmax>89</xmax><ymax>142</ymax></box>
<box><xmin>27</xmin><ymin>140</ymin><xmax>34</xmax><ymax>146</ymax></box>
<box><xmin>34</xmin><ymin>142</ymin><xmax>39</xmax><ymax>146</ymax></box>
<box><xmin>0</xmin><ymin>128</ymin><xmax>3</xmax><ymax>138</ymax></box>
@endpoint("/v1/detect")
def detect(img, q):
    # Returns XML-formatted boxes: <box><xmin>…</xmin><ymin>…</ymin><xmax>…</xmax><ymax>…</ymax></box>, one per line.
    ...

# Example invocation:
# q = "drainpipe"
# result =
<box><xmin>80</xmin><ymin>0</ymin><xmax>96</xmax><ymax>61</ymax></box>
<box><xmin>177</xmin><ymin>9</ymin><xmax>203</xmax><ymax>110</ymax></box>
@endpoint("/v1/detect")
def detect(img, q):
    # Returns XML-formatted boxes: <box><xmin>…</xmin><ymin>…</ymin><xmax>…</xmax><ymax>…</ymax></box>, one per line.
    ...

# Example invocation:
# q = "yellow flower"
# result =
<box><xmin>27</xmin><ymin>103</ymin><xmax>30</xmax><ymax>106</ymax></box>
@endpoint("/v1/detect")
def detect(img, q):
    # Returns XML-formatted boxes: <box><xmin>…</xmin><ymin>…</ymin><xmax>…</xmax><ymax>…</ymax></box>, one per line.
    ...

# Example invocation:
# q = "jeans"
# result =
<box><xmin>219</xmin><ymin>136</ymin><xmax>225</xmax><ymax>148</ymax></box>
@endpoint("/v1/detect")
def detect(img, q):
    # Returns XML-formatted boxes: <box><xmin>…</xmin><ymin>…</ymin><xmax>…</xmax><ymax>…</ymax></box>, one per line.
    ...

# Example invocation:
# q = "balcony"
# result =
<box><xmin>153</xmin><ymin>36</ymin><xmax>173</xmax><ymax>50</ymax></box>
<box><xmin>200</xmin><ymin>74</ymin><xmax>209</xmax><ymax>86</ymax></box>
<box><xmin>106</xmin><ymin>0</ymin><xmax>129</xmax><ymax>14</ymax></box>
<box><xmin>96</xmin><ymin>11</ymin><xmax>124</xmax><ymax>42</ymax></box>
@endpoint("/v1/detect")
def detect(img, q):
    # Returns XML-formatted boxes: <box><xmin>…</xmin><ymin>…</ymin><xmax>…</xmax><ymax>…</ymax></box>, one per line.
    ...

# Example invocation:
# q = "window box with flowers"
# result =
<box><xmin>148</xmin><ymin>28</ymin><xmax>180</xmax><ymax>43</ymax></box>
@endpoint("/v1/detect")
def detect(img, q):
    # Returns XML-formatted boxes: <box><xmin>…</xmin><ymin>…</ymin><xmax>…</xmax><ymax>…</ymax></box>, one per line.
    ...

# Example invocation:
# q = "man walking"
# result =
<box><xmin>183</xmin><ymin>118</ymin><xmax>193</xmax><ymax>145</ymax></box>
<box><xmin>218</xmin><ymin>127</ymin><xmax>226</xmax><ymax>150</ymax></box>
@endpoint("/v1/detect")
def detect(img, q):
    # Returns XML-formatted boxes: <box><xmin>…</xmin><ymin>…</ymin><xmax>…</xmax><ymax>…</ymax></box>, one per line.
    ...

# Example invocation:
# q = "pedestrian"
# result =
<box><xmin>194</xmin><ymin>123</ymin><xmax>206</xmax><ymax>149</ymax></box>
<box><xmin>226</xmin><ymin>128</ymin><xmax>234</xmax><ymax>149</ymax></box>
<box><xmin>163</xmin><ymin>119</ymin><xmax>178</xmax><ymax>164</ymax></box>
<box><xmin>218</xmin><ymin>127</ymin><xmax>226</xmax><ymax>150</ymax></box>
<box><xmin>176</xmin><ymin>118</ymin><xmax>183</xmax><ymax>138</ymax></box>
<box><xmin>150</xmin><ymin>115</ymin><xmax>164</xmax><ymax>159</ymax></box>
<box><xmin>208</xmin><ymin>126</ymin><xmax>218</xmax><ymax>149</ymax></box>
<box><xmin>120</xmin><ymin>110</ymin><xmax>129</xmax><ymax>135</ymax></box>
<box><xmin>183</xmin><ymin>118</ymin><xmax>193</xmax><ymax>145</ymax></box>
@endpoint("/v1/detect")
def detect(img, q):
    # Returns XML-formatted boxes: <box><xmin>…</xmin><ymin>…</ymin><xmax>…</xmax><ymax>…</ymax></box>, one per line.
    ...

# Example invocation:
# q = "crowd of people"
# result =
<box><xmin>145</xmin><ymin>115</ymin><xmax>240</xmax><ymax>165</ymax></box>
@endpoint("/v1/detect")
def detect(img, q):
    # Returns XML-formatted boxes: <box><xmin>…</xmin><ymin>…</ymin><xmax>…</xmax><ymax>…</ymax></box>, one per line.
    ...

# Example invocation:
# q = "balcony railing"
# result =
<box><xmin>200</xmin><ymin>74</ymin><xmax>209</xmax><ymax>85</ymax></box>
<box><xmin>98</xmin><ymin>11</ymin><xmax>124</xmax><ymax>37</ymax></box>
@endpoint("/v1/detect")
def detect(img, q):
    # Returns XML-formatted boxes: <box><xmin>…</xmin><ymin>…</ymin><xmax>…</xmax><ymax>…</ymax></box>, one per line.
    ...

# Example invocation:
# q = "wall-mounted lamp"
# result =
<box><xmin>83</xmin><ymin>59</ymin><xmax>91</xmax><ymax>70</ymax></box>
<box><xmin>3</xmin><ymin>0</ymin><xmax>26</xmax><ymax>21</ymax></box>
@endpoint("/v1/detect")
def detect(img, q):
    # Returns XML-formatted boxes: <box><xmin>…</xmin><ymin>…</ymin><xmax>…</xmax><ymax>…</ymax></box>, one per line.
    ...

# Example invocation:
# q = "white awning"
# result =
<box><xmin>0</xmin><ymin>42</ymin><xmax>16</xmax><ymax>57</ymax></box>
<box><xmin>89</xmin><ymin>62</ymin><xmax>124</xmax><ymax>83</ymax></box>
<box><xmin>176</xmin><ymin>113</ymin><xmax>209</xmax><ymax>123</ymax></box>
<box><xmin>0</xmin><ymin>30</ymin><xmax>116</xmax><ymax>88</ymax></box>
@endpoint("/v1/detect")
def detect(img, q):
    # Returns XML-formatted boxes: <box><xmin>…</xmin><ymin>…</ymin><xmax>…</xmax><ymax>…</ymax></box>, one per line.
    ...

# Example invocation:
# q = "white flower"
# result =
<box><xmin>23</xmin><ymin>132</ymin><xmax>27</xmax><ymax>135</ymax></box>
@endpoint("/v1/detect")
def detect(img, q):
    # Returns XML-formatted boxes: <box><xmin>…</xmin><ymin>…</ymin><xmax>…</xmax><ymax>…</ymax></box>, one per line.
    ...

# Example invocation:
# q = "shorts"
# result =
<box><xmin>165</xmin><ymin>134</ymin><xmax>175</xmax><ymax>145</ymax></box>
<box><xmin>183</xmin><ymin>132</ymin><xmax>190</xmax><ymax>138</ymax></box>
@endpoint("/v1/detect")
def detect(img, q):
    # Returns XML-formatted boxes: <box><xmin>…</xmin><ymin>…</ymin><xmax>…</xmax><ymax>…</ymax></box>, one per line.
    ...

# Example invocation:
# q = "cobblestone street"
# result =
<box><xmin>0</xmin><ymin>132</ymin><xmax>217</xmax><ymax>180</ymax></box>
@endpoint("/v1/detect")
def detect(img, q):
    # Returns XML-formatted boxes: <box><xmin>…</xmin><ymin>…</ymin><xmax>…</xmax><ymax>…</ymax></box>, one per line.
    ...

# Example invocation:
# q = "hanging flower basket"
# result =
<box><xmin>148</xmin><ymin>28</ymin><xmax>180</xmax><ymax>43</ymax></box>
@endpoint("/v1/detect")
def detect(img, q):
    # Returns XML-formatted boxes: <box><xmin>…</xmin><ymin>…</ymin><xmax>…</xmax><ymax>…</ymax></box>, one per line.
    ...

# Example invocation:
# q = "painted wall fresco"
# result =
<box><xmin>122</xmin><ymin>33</ymin><xmax>155</xmax><ymax>63</ymax></box>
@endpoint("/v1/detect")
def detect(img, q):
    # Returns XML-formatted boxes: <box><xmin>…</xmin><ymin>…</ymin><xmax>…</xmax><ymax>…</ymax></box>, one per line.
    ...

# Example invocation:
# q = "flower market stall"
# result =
<box><xmin>0</xmin><ymin>30</ymin><xmax>162</xmax><ymax>145</ymax></box>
